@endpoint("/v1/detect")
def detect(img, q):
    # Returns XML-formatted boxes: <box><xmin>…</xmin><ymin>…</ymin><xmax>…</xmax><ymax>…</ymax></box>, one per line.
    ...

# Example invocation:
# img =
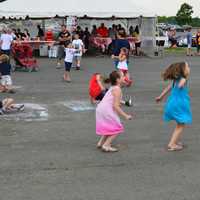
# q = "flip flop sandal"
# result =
<box><xmin>167</xmin><ymin>145</ymin><xmax>184</xmax><ymax>152</ymax></box>
<box><xmin>102</xmin><ymin>146</ymin><xmax>118</xmax><ymax>153</ymax></box>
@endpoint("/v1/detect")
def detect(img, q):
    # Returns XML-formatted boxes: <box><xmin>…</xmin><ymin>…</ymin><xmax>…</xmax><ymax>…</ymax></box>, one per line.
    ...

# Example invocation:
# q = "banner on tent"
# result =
<box><xmin>66</xmin><ymin>16</ymin><xmax>78</xmax><ymax>33</ymax></box>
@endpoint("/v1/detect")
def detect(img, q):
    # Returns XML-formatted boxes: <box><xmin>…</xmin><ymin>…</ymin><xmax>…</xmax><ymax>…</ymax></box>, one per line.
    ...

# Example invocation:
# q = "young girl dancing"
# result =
<box><xmin>112</xmin><ymin>47</ymin><xmax>133</xmax><ymax>87</ymax></box>
<box><xmin>96</xmin><ymin>71</ymin><xmax>132</xmax><ymax>152</ymax></box>
<box><xmin>156</xmin><ymin>62</ymin><xmax>192</xmax><ymax>151</ymax></box>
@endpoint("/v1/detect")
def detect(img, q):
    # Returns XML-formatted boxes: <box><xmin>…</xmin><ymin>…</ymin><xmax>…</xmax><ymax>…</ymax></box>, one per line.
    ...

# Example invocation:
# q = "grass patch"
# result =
<box><xmin>165</xmin><ymin>47</ymin><xmax>186</xmax><ymax>53</ymax></box>
<box><xmin>165</xmin><ymin>47</ymin><xmax>196</xmax><ymax>54</ymax></box>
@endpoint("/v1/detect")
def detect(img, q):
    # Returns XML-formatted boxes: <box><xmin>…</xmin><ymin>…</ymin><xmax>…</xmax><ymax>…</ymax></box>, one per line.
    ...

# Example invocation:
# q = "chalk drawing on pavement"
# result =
<box><xmin>60</xmin><ymin>100</ymin><xmax>95</xmax><ymax>112</ymax></box>
<box><xmin>0</xmin><ymin>103</ymin><xmax>49</xmax><ymax>122</ymax></box>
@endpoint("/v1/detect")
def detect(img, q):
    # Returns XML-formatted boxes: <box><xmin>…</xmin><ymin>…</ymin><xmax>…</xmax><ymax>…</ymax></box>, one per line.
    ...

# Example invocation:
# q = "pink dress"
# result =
<box><xmin>96</xmin><ymin>86</ymin><xmax>124</xmax><ymax>136</ymax></box>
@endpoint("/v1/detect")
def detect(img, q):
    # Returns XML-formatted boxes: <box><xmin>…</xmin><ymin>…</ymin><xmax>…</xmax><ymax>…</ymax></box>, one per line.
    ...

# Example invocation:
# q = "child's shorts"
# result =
<box><xmin>65</xmin><ymin>62</ymin><xmax>72</xmax><ymax>71</ymax></box>
<box><xmin>1</xmin><ymin>49</ymin><xmax>11</xmax><ymax>56</ymax></box>
<box><xmin>95</xmin><ymin>89</ymin><xmax>108</xmax><ymax>101</ymax></box>
<box><xmin>1</xmin><ymin>75</ymin><xmax>12</xmax><ymax>86</ymax></box>
<box><xmin>74</xmin><ymin>55</ymin><xmax>82</xmax><ymax>62</ymax></box>
<box><xmin>119</xmin><ymin>69</ymin><xmax>128</xmax><ymax>75</ymax></box>
<box><xmin>187</xmin><ymin>43</ymin><xmax>192</xmax><ymax>48</ymax></box>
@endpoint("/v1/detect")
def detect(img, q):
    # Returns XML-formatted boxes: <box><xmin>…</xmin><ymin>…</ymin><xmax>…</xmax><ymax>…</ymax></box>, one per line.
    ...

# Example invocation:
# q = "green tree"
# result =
<box><xmin>191</xmin><ymin>17</ymin><xmax>200</xmax><ymax>27</ymax></box>
<box><xmin>176</xmin><ymin>3</ymin><xmax>193</xmax><ymax>25</ymax></box>
<box><xmin>158</xmin><ymin>16</ymin><xmax>168</xmax><ymax>23</ymax></box>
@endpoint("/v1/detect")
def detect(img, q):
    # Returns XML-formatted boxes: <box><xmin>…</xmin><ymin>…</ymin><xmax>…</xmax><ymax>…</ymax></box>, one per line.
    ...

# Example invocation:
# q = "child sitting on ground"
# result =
<box><xmin>89</xmin><ymin>73</ymin><xmax>110</xmax><ymax>104</ymax></box>
<box><xmin>0</xmin><ymin>54</ymin><xmax>14</xmax><ymax>93</ymax></box>
<box><xmin>0</xmin><ymin>98</ymin><xmax>24</xmax><ymax>115</ymax></box>
<box><xmin>89</xmin><ymin>72</ymin><xmax>132</xmax><ymax>106</ymax></box>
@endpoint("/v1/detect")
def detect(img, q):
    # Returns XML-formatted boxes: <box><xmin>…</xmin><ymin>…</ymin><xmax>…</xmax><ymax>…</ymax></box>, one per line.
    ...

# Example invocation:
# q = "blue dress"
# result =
<box><xmin>164</xmin><ymin>78</ymin><xmax>192</xmax><ymax>124</ymax></box>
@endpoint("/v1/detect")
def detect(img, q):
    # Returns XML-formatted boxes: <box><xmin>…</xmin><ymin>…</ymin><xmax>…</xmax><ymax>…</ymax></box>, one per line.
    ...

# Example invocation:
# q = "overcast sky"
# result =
<box><xmin>0</xmin><ymin>0</ymin><xmax>200</xmax><ymax>16</ymax></box>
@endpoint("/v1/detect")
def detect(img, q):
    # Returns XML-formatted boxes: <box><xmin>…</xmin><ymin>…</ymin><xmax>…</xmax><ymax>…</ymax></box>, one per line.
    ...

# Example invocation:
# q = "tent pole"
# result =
<box><xmin>42</xmin><ymin>19</ymin><xmax>45</xmax><ymax>32</ymax></box>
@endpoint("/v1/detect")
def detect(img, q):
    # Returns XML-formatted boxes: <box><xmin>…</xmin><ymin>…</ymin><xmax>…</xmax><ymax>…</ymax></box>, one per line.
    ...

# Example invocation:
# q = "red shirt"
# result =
<box><xmin>45</xmin><ymin>31</ymin><xmax>54</xmax><ymax>41</ymax></box>
<box><xmin>89</xmin><ymin>74</ymin><xmax>102</xmax><ymax>98</ymax></box>
<box><xmin>97</xmin><ymin>27</ymin><xmax>108</xmax><ymax>37</ymax></box>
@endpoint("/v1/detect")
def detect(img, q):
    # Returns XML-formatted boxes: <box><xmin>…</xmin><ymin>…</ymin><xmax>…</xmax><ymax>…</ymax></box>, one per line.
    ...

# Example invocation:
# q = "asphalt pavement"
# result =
<box><xmin>0</xmin><ymin>54</ymin><xmax>200</xmax><ymax>200</ymax></box>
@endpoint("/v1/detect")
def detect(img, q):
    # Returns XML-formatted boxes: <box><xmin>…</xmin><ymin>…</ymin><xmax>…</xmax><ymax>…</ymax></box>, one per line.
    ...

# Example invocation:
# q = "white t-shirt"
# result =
<box><xmin>64</xmin><ymin>48</ymin><xmax>76</xmax><ymax>63</ymax></box>
<box><xmin>0</xmin><ymin>34</ymin><xmax>13</xmax><ymax>50</ymax></box>
<box><xmin>117</xmin><ymin>60</ymin><xmax>128</xmax><ymax>71</ymax></box>
<box><xmin>72</xmin><ymin>39</ymin><xmax>84</xmax><ymax>56</ymax></box>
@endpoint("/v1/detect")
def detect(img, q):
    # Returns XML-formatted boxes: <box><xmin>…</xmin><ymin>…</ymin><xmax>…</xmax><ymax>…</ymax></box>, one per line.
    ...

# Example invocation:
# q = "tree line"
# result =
<box><xmin>158</xmin><ymin>3</ymin><xmax>200</xmax><ymax>27</ymax></box>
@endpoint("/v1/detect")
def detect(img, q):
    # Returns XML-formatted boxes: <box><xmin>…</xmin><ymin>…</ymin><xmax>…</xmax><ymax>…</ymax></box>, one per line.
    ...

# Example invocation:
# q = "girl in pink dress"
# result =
<box><xmin>96</xmin><ymin>71</ymin><xmax>132</xmax><ymax>152</ymax></box>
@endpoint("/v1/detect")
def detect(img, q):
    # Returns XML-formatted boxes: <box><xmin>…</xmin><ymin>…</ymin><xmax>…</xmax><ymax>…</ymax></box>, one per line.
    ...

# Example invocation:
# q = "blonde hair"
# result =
<box><xmin>0</xmin><ymin>54</ymin><xmax>9</xmax><ymax>63</ymax></box>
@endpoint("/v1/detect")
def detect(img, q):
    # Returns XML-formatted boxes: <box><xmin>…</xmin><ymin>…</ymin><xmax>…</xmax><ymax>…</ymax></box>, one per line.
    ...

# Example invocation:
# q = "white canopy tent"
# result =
<box><xmin>0</xmin><ymin>0</ymin><xmax>157</xmax><ymax>56</ymax></box>
<box><xmin>0</xmin><ymin>0</ymin><xmax>155</xmax><ymax>18</ymax></box>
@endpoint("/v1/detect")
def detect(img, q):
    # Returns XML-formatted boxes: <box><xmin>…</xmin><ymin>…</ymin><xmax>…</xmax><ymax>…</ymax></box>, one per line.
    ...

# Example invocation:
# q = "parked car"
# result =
<box><xmin>178</xmin><ymin>35</ymin><xmax>197</xmax><ymax>47</ymax></box>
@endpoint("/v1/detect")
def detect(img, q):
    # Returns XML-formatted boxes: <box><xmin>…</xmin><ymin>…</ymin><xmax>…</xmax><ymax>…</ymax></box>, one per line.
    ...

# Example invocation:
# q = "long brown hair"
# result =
<box><xmin>109</xmin><ymin>71</ymin><xmax>121</xmax><ymax>85</ymax></box>
<box><xmin>162</xmin><ymin>62</ymin><xmax>187</xmax><ymax>81</ymax></box>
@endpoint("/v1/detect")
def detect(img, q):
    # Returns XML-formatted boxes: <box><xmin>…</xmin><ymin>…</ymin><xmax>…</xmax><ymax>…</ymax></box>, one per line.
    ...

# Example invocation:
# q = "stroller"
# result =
<box><xmin>12</xmin><ymin>43</ymin><xmax>39</xmax><ymax>72</ymax></box>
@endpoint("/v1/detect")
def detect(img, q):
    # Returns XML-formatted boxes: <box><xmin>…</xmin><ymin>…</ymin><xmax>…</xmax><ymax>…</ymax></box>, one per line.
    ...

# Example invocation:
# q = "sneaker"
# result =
<box><xmin>125</xmin><ymin>96</ymin><xmax>132</xmax><ymax>107</ymax></box>
<box><xmin>17</xmin><ymin>104</ymin><xmax>25</xmax><ymax>111</ymax></box>
<box><xmin>0</xmin><ymin>109</ymin><xmax>4</xmax><ymax>115</ymax></box>
<box><xmin>56</xmin><ymin>63</ymin><xmax>61</xmax><ymax>69</ymax></box>
<box><xmin>8</xmin><ymin>90</ymin><xmax>16</xmax><ymax>94</ymax></box>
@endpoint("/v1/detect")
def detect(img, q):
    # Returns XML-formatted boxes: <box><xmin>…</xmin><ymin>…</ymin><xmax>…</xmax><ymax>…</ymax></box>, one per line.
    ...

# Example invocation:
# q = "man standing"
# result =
<box><xmin>37</xmin><ymin>25</ymin><xmax>44</xmax><ymax>40</ymax></box>
<box><xmin>0</xmin><ymin>28</ymin><xmax>13</xmax><ymax>56</ymax></box>
<box><xmin>57</xmin><ymin>25</ymin><xmax>71</xmax><ymax>68</ymax></box>
<box><xmin>186</xmin><ymin>27</ymin><xmax>193</xmax><ymax>56</ymax></box>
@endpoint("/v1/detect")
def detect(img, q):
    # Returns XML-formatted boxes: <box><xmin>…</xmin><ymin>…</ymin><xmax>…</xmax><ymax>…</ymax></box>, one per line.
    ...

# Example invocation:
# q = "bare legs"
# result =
<box><xmin>97</xmin><ymin>135</ymin><xmax>118</xmax><ymax>152</ymax></box>
<box><xmin>187</xmin><ymin>48</ymin><xmax>192</xmax><ymax>56</ymax></box>
<box><xmin>63</xmin><ymin>71</ymin><xmax>71</xmax><ymax>82</ymax></box>
<box><xmin>168</xmin><ymin>124</ymin><xmax>185</xmax><ymax>150</ymax></box>
<box><xmin>97</xmin><ymin>136</ymin><xmax>108</xmax><ymax>148</ymax></box>
<box><xmin>76</xmin><ymin>60</ymin><xmax>81</xmax><ymax>70</ymax></box>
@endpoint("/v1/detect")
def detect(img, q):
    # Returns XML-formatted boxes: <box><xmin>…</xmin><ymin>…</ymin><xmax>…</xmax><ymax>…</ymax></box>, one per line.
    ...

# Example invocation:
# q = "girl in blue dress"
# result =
<box><xmin>156</xmin><ymin>62</ymin><xmax>192</xmax><ymax>151</ymax></box>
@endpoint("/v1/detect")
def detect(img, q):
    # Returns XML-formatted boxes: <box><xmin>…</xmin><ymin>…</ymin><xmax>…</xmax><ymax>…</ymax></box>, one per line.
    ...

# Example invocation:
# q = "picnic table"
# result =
<box><xmin>90</xmin><ymin>37</ymin><xmax>112</xmax><ymax>51</ymax></box>
<box><xmin>126</xmin><ymin>37</ymin><xmax>138</xmax><ymax>49</ymax></box>
<box><xmin>13</xmin><ymin>40</ymin><xmax>57</xmax><ymax>49</ymax></box>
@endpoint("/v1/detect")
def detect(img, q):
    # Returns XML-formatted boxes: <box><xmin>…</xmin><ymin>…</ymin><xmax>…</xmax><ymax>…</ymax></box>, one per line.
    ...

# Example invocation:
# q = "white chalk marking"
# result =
<box><xmin>12</xmin><ymin>85</ymin><xmax>23</xmax><ymax>89</ymax></box>
<box><xmin>1</xmin><ymin>103</ymin><xmax>49</xmax><ymax>122</ymax></box>
<box><xmin>60</xmin><ymin>100</ymin><xmax>95</xmax><ymax>112</ymax></box>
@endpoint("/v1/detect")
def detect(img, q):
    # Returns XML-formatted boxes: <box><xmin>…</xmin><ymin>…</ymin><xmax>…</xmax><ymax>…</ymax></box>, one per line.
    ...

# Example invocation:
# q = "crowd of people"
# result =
<box><xmin>0</xmin><ymin>22</ymin><xmax>142</xmax><ymax>56</ymax></box>
<box><xmin>0</xmin><ymin>22</ymin><xmax>193</xmax><ymax>153</ymax></box>
<box><xmin>166</xmin><ymin>27</ymin><xmax>200</xmax><ymax>57</ymax></box>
